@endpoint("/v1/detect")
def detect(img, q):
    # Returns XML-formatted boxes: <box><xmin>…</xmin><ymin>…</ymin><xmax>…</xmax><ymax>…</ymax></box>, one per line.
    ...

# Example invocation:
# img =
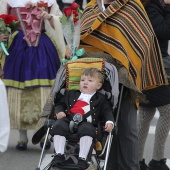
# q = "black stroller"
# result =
<box><xmin>33</xmin><ymin>58</ymin><xmax>124</xmax><ymax>170</ymax></box>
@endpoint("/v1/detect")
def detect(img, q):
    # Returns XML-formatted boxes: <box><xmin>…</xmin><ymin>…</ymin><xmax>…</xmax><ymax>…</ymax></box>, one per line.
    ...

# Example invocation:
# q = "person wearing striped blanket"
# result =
<box><xmin>79</xmin><ymin>0</ymin><xmax>168</xmax><ymax>170</ymax></box>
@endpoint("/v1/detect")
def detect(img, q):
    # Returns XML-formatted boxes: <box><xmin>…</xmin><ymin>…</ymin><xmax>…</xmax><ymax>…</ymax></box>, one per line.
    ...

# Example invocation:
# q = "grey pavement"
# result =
<box><xmin>0</xmin><ymin>130</ymin><xmax>53</xmax><ymax>170</ymax></box>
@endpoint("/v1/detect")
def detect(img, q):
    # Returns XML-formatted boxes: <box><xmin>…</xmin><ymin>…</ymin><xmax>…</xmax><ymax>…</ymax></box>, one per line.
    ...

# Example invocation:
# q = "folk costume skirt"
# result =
<box><xmin>2</xmin><ymin>30</ymin><xmax>60</xmax><ymax>130</ymax></box>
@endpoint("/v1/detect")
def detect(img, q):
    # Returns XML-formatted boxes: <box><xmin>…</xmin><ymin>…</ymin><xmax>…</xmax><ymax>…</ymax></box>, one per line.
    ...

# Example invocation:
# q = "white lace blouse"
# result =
<box><xmin>0</xmin><ymin>0</ymin><xmax>7</xmax><ymax>14</ymax></box>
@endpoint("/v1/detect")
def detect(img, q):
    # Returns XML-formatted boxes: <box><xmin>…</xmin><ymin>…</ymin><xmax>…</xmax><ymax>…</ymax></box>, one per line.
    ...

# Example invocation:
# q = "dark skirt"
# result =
<box><xmin>3</xmin><ymin>30</ymin><xmax>60</xmax><ymax>89</ymax></box>
<box><xmin>140</xmin><ymin>83</ymin><xmax>170</xmax><ymax>107</ymax></box>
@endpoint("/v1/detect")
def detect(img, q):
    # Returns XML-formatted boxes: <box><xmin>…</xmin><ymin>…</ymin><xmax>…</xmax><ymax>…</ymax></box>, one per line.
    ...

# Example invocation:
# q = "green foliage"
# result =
<box><xmin>60</xmin><ymin>15</ymin><xmax>69</xmax><ymax>25</ymax></box>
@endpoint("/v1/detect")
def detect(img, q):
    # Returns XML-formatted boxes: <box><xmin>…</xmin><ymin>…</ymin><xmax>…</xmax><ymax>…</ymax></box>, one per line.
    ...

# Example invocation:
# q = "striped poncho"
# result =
<box><xmin>80</xmin><ymin>0</ymin><xmax>168</xmax><ymax>91</ymax></box>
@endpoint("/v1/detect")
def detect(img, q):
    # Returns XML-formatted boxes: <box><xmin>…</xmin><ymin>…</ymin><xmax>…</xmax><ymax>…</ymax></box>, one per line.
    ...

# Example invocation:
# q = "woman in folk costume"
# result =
<box><xmin>80</xmin><ymin>0</ymin><xmax>168</xmax><ymax>169</ymax></box>
<box><xmin>0</xmin><ymin>0</ymin><xmax>65</xmax><ymax>150</ymax></box>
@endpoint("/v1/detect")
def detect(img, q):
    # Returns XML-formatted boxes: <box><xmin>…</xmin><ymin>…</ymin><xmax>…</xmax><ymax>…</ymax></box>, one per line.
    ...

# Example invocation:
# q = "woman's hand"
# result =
<box><xmin>65</xmin><ymin>49</ymin><xmax>72</xmax><ymax>59</ymax></box>
<box><xmin>37</xmin><ymin>10</ymin><xmax>54</xmax><ymax>28</ymax></box>
<box><xmin>38</xmin><ymin>10</ymin><xmax>52</xmax><ymax>20</ymax></box>
<box><xmin>56</xmin><ymin>112</ymin><xmax>66</xmax><ymax>119</ymax></box>
<box><xmin>0</xmin><ymin>34</ymin><xmax>8</xmax><ymax>42</ymax></box>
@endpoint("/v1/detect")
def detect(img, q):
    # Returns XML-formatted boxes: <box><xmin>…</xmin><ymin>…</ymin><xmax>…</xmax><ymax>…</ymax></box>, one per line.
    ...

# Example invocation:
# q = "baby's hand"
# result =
<box><xmin>105</xmin><ymin>123</ymin><xmax>114</xmax><ymax>132</ymax></box>
<box><xmin>56</xmin><ymin>112</ymin><xmax>66</xmax><ymax>119</ymax></box>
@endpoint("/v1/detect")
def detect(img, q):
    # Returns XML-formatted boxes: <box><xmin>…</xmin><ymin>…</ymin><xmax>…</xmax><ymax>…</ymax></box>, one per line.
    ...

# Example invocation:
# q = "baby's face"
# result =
<box><xmin>79</xmin><ymin>74</ymin><xmax>102</xmax><ymax>94</ymax></box>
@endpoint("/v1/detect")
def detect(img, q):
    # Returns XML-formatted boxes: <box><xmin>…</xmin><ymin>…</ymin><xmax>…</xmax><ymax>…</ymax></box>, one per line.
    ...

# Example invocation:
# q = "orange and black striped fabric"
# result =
<box><xmin>80</xmin><ymin>0</ymin><xmax>168</xmax><ymax>91</ymax></box>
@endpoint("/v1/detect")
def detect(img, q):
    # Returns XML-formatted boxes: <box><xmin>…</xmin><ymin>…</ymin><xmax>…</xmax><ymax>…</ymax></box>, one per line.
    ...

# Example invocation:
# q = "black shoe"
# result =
<box><xmin>148</xmin><ymin>159</ymin><xmax>170</xmax><ymax>170</ymax></box>
<box><xmin>51</xmin><ymin>153</ymin><xmax>65</xmax><ymax>167</ymax></box>
<box><xmin>78</xmin><ymin>158</ymin><xmax>89</xmax><ymax>170</ymax></box>
<box><xmin>39</xmin><ymin>139</ymin><xmax>51</xmax><ymax>150</ymax></box>
<box><xmin>139</xmin><ymin>159</ymin><xmax>148</xmax><ymax>170</ymax></box>
<box><xmin>16</xmin><ymin>141</ymin><xmax>28</xmax><ymax>151</ymax></box>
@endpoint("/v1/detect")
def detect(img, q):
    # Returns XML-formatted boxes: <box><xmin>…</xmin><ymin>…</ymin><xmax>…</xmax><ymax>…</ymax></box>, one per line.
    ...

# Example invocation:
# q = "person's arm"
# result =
<box><xmin>0</xmin><ymin>80</ymin><xmax>10</xmax><ymax>152</ymax></box>
<box><xmin>44</xmin><ymin>1</ymin><xmax>66</xmax><ymax>60</ymax></box>
<box><xmin>55</xmin><ymin>91</ymin><xmax>69</xmax><ymax>119</ymax></box>
<box><xmin>100</xmin><ymin>96</ymin><xmax>114</xmax><ymax>132</ymax></box>
<box><xmin>101</xmin><ymin>98</ymin><xmax>114</xmax><ymax>122</ymax></box>
<box><xmin>39</xmin><ymin>10</ymin><xmax>54</xmax><ymax>28</ymax></box>
<box><xmin>37</xmin><ymin>1</ymin><xmax>62</xmax><ymax>29</ymax></box>
<box><xmin>146</xmin><ymin>1</ymin><xmax>170</xmax><ymax>40</ymax></box>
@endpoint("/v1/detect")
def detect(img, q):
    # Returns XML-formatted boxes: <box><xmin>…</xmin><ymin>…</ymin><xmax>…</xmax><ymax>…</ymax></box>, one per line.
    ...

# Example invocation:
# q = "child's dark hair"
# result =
<box><xmin>82</xmin><ymin>68</ymin><xmax>104</xmax><ymax>83</ymax></box>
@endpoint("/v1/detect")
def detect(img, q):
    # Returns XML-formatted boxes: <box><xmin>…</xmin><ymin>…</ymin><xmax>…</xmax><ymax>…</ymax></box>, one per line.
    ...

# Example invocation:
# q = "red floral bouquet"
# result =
<box><xmin>0</xmin><ymin>14</ymin><xmax>20</xmax><ymax>34</ymax></box>
<box><xmin>0</xmin><ymin>14</ymin><xmax>20</xmax><ymax>55</ymax></box>
<box><xmin>60</xmin><ymin>2</ymin><xmax>84</xmax><ymax>64</ymax></box>
<box><xmin>61</xmin><ymin>2</ymin><xmax>81</xmax><ymax>24</ymax></box>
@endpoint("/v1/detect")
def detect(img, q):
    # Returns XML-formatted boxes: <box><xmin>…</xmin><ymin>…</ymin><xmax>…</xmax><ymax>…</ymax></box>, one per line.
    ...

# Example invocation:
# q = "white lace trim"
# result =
<box><xmin>6</xmin><ymin>0</ymin><xmax>55</xmax><ymax>7</ymax></box>
<box><xmin>0</xmin><ymin>0</ymin><xmax>7</xmax><ymax>14</ymax></box>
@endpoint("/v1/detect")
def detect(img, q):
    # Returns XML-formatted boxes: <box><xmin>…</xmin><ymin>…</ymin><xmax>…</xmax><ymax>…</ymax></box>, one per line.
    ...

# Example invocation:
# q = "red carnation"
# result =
<box><xmin>2</xmin><ymin>14</ymin><xmax>13</xmax><ymax>25</ymax></box>
<box><xmin>0</xmin><ymin>14</ymin><xmax>20</xmax><ymax>34</ymax></box>
<box><xmin>73</xmin><ymin>17</ymin><xmax>78</xmax><ymax>23</ymax></box>
<box><xmin>63</xmin><ymin>7</ymin><xmax>72</xmax><ymax>17</ymax></box>
<box><xmin>70</xmin><ymin>2</ymin><xmax>79</xmax><ymax>10</ymax></box>
<box><xmin>0</xmin><ymin>14</ymin><xmax>6</xmax><ymax>20</ymax></box>
<box><xmin>72</xmin><ymin>10</ymin><xmax>78</xmax><ymax>17</ymax></box>
<box><xmin>12</xmin><ymin>16</ymin><xmax>18</xmax><ymax>21</ymax></box>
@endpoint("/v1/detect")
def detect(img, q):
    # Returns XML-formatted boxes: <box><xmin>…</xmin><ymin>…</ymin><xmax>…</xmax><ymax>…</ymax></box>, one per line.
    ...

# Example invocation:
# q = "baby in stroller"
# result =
<box><xmin>50</xmin><ymin>68</ymin><xmax>114</xmax><ymax>170</ymax></box>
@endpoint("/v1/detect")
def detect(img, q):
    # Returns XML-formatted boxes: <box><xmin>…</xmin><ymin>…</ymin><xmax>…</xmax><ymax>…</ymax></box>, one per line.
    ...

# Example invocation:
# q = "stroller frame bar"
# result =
<box><xmin>103</xmin><ymin>132</ymin><xmax>113</xmax><ymax>170</ymax></box>
<box><xmin>35</xmin><ymin>127</ymin><xmax>50</xmax><ymax>170</ymax></box>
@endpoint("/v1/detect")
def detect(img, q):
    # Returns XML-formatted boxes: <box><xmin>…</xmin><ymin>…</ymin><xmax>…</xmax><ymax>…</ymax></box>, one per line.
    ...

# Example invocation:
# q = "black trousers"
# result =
<box><xmin>107</xmin><ymin>98</ymin><xmax>140</xmax><ymax>170</ymax></box>
<box><xmin>50</xmin><ymin>117</ymin><xmax>96</xmax><ymax>138</ymax></box>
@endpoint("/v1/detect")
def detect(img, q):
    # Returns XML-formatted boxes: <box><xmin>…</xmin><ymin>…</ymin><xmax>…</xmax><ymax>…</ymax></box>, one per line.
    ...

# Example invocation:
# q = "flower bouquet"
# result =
<box><xmin>60</xmin><ymin>2</ymin><xmax>84</xmax><ymax>64</ymax></box>
<box><xmin>0</xmin><ymin>14</ymin><xmax>20</xmax><ymax>55</ymax></box>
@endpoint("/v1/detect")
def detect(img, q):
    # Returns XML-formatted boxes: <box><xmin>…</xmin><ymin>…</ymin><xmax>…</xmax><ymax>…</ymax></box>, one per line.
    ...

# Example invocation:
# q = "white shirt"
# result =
<box><xmin>78</xmin><ymin>92</ymin><xmax>95</xmax><ymax>104</ymax></box>
<box><xmin>0</xmin><ymin>79</ymin><xmax>10</xmax><ymax>152</ymax></box>
<box><xmin>78</xmin><ymin>92</ymin><xmax>113</xmax><ymax>125</ymax></box>
<box><xmin>78</xmin><ymin>92</ymin><xmax>94</xmax><ymax>122</ymax></box>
